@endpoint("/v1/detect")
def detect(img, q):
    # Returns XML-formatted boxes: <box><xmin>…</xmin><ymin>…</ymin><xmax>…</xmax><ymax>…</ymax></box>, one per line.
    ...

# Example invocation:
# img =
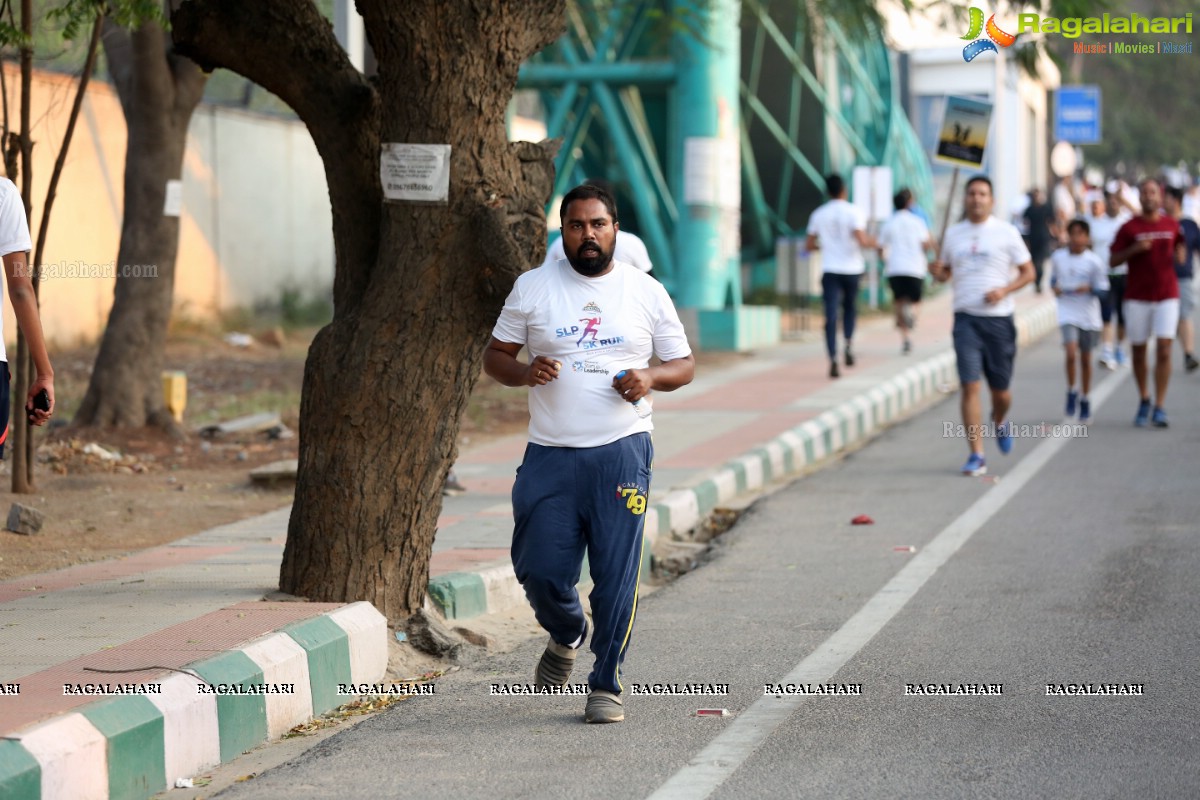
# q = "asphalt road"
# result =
<box><xmin>210</xmin><ymin>333</ymin><xmax>1200</xmax><ymax>800</ymax></box>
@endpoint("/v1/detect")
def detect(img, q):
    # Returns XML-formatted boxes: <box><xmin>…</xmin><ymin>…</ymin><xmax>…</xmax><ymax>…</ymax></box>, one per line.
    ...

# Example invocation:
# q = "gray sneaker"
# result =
<box><xmin>585</xmin><ymin>690</ymin><xmax>624</xmax><ymax>723</ymax></box>
<box><xmin>534</xmin><ymin>621</ymin><xmax>587</xmax><ymax>688</ymax></box>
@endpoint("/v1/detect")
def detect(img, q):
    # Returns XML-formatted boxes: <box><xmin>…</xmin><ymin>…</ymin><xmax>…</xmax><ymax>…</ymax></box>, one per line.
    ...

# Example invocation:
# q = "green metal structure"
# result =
<box><xmin>516</xmin><ymin>0</ymin><xmax>933</xmax><ymax>345</ymax></box>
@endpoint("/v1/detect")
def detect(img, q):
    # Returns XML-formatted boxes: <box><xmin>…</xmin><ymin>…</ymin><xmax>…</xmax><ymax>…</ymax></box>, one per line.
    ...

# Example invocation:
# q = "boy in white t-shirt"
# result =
<box><xmin>1051</xmin><ymin>219</ymin><xmax>1110</xmax><ymax>423</ymax></box>
<box><xmin>0</xmin><ymin>178</ymin><xmax>55</xmax><ymax>456</ymax></box>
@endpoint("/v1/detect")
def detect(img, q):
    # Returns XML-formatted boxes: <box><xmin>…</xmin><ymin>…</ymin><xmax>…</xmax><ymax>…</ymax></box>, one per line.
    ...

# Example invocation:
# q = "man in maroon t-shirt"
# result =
<box><xmin>1110</xmin><ymin>178</ymin><xmax>1184</xmax><ymax>427</ymax></box>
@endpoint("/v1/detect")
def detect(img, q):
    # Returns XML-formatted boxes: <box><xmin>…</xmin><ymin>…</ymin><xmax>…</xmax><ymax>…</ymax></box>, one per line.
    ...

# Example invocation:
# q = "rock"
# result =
<box><xmin>256</xmin><ymin>326</ymin><xmax>286</xmax><ymax>348</ymax></box>
<box><xmin>405</xmin><ymin>609</ymin><xmax>465</xmax><ymax>660</ymax></box>
<box><xmin>6</xmin><ymin>503</ymin><xmax>45</xmax><ymax>535</ymax></box>
<box><xmin>452</xmin><ymin>626</ymin><xmax>494</xmax><ymax>649</ymax></box>
<box><xmin>198</xmin><ymin>412</ymin><xmax>281</xmax><ymax>439</ymax></box>
<box><xmin>249</xmin><ymin>459</ymin><xmax>298</xmax><ymax>487</ymax></box>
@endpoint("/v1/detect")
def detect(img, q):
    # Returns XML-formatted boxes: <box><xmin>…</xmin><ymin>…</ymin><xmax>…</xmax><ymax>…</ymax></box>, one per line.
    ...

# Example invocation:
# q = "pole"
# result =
<box><xmin>937</xmin><ymin>167</ymin><xmax>961</xmax><ymax>255</ymax></box>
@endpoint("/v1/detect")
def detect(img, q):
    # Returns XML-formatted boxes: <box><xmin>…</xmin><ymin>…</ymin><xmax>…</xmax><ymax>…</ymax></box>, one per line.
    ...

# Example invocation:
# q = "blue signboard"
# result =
<box><xmin>1055</xmin><ymin>86</ymin><xmax>1101</xmax><ymax>144</ymax></box>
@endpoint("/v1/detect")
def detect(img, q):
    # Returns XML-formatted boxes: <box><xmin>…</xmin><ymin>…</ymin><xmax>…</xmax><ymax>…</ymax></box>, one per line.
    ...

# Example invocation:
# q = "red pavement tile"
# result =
<box><xmin>0</xmin><ymin>545</ymin><xmax>242</xmax><ymax>604</ymax></box>
<box><xmin>436</xmin><ymin>515</ymin><xmax>465</xmax><ymax>530</ymax></box>
<box><xmin>0</xmin><ymin>601</ymin><xmax>344</xmax><ymax>736</ymax></box>
<box><xmin>429</xmin><ymin>548</ymin><xmax>509</xmax><ymax>575</ymax></box>
<box><xmin>659</xmin><ymin>411</ymin><xmax>818</xmax><ymax>468</ymax></box>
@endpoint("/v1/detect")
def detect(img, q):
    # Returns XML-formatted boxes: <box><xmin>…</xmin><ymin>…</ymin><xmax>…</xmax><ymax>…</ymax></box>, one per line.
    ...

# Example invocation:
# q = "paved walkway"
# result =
<box><xmin>0</xmin><ymin>286</ymin><xmax>1057</xmax><ymax>800</ymax></box>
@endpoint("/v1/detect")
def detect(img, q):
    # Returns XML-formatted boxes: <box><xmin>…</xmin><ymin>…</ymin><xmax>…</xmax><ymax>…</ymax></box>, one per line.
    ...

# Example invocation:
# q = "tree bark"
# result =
<box><xmin>174</xmin><ymin>0</ymin><xmax>563</xmax><ymax>622</ymax></box>
<box><xmin>72</xmin><ymin>13</ymin><xmax>207</xmax><ymax>431</ymax></box>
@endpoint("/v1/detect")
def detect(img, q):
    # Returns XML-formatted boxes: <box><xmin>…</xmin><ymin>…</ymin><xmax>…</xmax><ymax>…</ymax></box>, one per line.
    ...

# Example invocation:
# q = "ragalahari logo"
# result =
<box><xmin>961</xmin><ymin>7</ymin><xmax>1017</xmax><ymax>61</ymax></box>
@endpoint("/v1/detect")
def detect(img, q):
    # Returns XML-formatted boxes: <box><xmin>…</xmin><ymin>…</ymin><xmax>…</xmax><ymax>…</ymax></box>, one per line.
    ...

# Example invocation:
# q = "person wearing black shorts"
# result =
<box><xmin>878</xmin><ymin>188</ymin><xmax>933</xmax><ymax>354</ymax></box>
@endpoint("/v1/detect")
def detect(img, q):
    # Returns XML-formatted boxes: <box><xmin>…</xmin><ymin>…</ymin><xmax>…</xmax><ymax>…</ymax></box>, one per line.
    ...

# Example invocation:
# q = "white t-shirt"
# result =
<box><xmin>942</xmin><ymin>216</ymin><xmax>1032</xmax><ymax>317</ymax></box>
<box><xmin>1051</xmin><ymin>248</ymin><xmax>1109</xmax><ymax>330</ymax></box>
<box><xmin>540</xmin><ymin>230</ymin><xmax>653</xmax><ymax>273</ymax></box>
<box><xmin>878</xmin><ymin>209</ymin><xmax>931</xmax><ymax>278</ymax></box>
<box><xmin>0</xmin><ymin>178</ymin><xmax>33</xmax><ymax>363</ymax></box>
<box><xmin>492</xmin><ymin>259</ymin><xmax>691</xmax><ymax>448</ymax></box>
<box><xmin>807</xmin><ymin>199</ymin><xmax>867</xmax><ymax>275</ymax></box>
<box><xmin>1086</xmin><ymin>211</ymin><xmax>1130</xmax><ymax>275</ymax></box>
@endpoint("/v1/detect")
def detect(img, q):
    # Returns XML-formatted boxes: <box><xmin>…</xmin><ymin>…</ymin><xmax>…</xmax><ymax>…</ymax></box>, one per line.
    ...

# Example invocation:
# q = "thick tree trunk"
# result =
<box><xmin>73</xmin><ymin>18</ymin><xmax>206</xmax><ymax>431</ymax></box>
<box><xmin>173</xmin><ymin>0</ymin><xmax>563</xmax><ymax>622</ymax></box>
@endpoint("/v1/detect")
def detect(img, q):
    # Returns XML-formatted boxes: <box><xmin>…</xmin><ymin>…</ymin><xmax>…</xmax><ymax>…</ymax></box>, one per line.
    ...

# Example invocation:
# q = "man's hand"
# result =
<box><xmin>25</xmin><ymin>376</ymin><xmax>54</xmax><ymax>426</ymax></box>
<box><xmin>929</xmin><ymin>260</ymin><xmax>951</xmax><ymax>283</ymax></box>
<box><xmin>612</xmin><ymin>368</ymin><xmax>652</xmax><ymax>403</ymax></box>
<box><xmin>526</xmin><ymin>356</ymin><xmax>561</xmax><ymax>387</ymax></box>
<box><xmin>983</xmin><ymin>286</ymin><xmax>1008</xmax><ymax>304</ymax></box>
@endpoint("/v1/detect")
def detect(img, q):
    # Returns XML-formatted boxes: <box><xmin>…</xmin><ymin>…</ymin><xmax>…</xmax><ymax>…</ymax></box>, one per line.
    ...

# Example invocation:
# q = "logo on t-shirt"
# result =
<box><xmin>571</xmin><ymin>360</ymin><xmax>609</xmax><ymax>375</ymax></box>
<box><xmin>583</xmin><ymin>301</ymin><xmax>601</xmax><ymax>314</ymax></box>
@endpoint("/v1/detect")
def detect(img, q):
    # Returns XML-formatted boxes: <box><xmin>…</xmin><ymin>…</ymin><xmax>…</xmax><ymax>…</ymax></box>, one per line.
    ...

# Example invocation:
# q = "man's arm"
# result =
<box><xmin>984</xmin><ymin>260</ymin><xmax>1035</xmax><ymax>305</ymax></box>
<box><xmin>804</xmin><ymin>233</ymin><xmax>819</xmax><ymax>252</ymax></box>
<box><xmin>4</xmin><ymin>251</ymin><xmax>53</xmax><ymax>423</ymax></box>
<box><xmin>483</xmin><ymin>338</ymin><xmax>560</xmax><ymax>387</ymax></box>
<box><xmin>612</xmin><ymin>354</ymin><xmax>695</xmax><ymax>403</ymax></box>
<box><xmin>1110</xmin><ymin>239</ymin><xmax>1151</xmax><ymax>268</ymax></box>
<box><xmin>853</xmin><ymin>229</ymin><xmax>875</xmax><ymax>249</ymax></box>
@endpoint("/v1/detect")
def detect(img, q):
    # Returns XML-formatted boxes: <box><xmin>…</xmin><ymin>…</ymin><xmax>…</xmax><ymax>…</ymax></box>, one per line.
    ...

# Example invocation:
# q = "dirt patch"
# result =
<box><xmin>0</xmin><ymin>334</ymin><xmax>747</xmax><ymax>581</ymax></box>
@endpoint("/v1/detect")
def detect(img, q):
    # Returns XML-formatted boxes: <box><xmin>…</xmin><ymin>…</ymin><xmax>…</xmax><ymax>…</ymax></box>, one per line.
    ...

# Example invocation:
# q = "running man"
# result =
<box><xmin>930</xmin><ymin>175</ymin><xmax>1034</xmax><ymax>476</ymax></box>
<box><xmin>1163</xmin><ymin>186</ymin><xmax>1200</xmax><ymax>372</ymax></box>
<box><xmin>485</xmin><ymin>183</ymin><xmax>694</xmax><ymax>723</ymax></box>
<box><xmin>1050</xmin><ymin>219</ymin><xmax>1109</xmax><ymax>423</ymax></box>
<box><xmin>878</xmin><ymin>188</ymin><xmax>934</xmax><ymax>354</ymax></box>
<box><xmin>1110</xmin><ymin>178</ymin><xmax>1183</xmax><ymax>428</ymax></box>
<box><xmin>1089</xmin><ymin>189</ymin><xmax>1131</xmax><ymax>369</ymax></box>
<box><xmin>806</xmin><ymin>174</ymin><xmax>873</xmax><ymax>378</ymax></box>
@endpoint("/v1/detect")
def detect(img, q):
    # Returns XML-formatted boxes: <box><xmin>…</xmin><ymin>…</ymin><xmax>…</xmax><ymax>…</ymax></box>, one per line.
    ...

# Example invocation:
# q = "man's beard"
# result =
<box><xmin>566</xmin><ymin>242</ymin><xmax>613</xmax><ymax>276</ymax></box>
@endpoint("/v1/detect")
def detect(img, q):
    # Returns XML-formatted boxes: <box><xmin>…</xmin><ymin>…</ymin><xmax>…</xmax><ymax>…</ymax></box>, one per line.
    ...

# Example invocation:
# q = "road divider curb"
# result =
<box><xmin>0</xmin><ymin>601</ymin><xmax>386</xmax><ymax>800</ymax></box>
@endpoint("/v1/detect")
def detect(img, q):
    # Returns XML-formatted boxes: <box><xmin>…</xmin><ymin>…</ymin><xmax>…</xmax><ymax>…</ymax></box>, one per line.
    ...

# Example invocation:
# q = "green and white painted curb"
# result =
<box><xmin>0</xmin><ymin>602</ymin><xmax>386</xmax><ymax>800</ymax></box>
<box><xmin>428</xmin><ymin>301</ymin><xmax>1058</xmax><ymax>621</ymax></box>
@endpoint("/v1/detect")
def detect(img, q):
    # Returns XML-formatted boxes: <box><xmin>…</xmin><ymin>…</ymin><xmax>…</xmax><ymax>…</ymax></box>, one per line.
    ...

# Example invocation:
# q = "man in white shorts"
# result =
<box><xmin>1109</xmin><ymin>179</ymin><xmax>1184</xmax><ymax>428</ymax></box>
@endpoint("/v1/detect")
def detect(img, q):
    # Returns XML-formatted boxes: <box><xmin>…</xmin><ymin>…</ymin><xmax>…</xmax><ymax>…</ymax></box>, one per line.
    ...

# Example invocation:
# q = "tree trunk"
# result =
<box><xmin>173</xmin><ymin>0</ymin><xmax>564</xmax><ymax>622</ymax></box>
<box><xmin>73</xmin><ymin>16</ymin><xmax>207</xmax><ymax>431</ymax></box>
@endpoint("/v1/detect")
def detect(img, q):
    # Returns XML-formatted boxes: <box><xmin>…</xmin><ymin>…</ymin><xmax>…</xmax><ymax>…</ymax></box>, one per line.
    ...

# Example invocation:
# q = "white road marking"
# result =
<box><xmin>646</xmin><ymin>370</ymin><xmax>1130</xmax><ymax>800</ymax></box>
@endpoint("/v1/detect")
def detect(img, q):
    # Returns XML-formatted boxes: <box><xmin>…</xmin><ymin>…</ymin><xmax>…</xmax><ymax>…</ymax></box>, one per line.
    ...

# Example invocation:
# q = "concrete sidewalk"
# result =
<box><xmin>0</xmin><ymin>287</ymin><xmax>1057</xmax><ymax>800</ymax></box>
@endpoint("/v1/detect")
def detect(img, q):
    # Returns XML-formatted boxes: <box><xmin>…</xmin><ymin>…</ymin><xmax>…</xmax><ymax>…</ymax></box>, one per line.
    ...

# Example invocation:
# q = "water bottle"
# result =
<box><xmin>615</xmin><ymin>370</ymin><xmax>652</xmax><ymax>419</ymax></box>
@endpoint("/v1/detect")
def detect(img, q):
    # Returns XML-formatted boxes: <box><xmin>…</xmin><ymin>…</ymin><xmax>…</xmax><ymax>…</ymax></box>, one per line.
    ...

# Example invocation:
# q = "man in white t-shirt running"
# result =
<box><xmin>806</xmin><ymin>174</ymin><xmax>873</xmax><ymax>378</ymax></box>
<box><xmin>0</xmin><ymin>177</ymin><xmax>55</xmax><ymax>455</ymax></box>
<box><xmin>931</xmin><ymin>175</ymin><xmax>1034</xmax><ymax>476</ymax></box>
<box><xmin>1051</xmin><ymin>219</ymin><xmax>1109</xmax><ymax>423</ymax></box>
<box><xmin>1088</xmin><ymin>189</ymin><xmax>1131</xmax><ymax>369</ymax></box>
<box><xmin>878</xmin><ymin>188</ymin><xmax>934</xmax><ymax>355</ymax></box>
<box><xmin>485</xmin><ymin>183</ymin><xmax>694</xmax><ymax>724</ymax></box>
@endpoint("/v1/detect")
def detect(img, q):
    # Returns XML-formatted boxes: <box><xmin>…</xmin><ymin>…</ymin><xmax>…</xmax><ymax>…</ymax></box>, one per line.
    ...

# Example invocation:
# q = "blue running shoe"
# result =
<box><xmin>1079</xmin><ymin>399</ymin><xmax>1090</xmax><ymax>423</ymax></box>
<box><xmin>1115</xmin><ymin>346</ymin><xmax>1126</xmax><ymax>367</ymax></box>
<box><xmin>996</xmin><ymin>421</ymin><xmax>1013</xmax><ymax>455</ymax></box>
<box><xmin>961</xmin><ymin>452</ymin><xmax>987</xmax><ymax>476</ymax></box>
<box><xmin>1151</xmin><ymin>406</ymin><xmax>1168</xmax><ymax>428</ymax></box>
<box><xmin>1134</xmin><ymin>399</ymin><xmax>1152</xmax><ymax>427</ymax></box>
<box><xmin>1065</xmin><ymin>390</ymin><xmax>1078</xmax><ymax>417</ymax></box>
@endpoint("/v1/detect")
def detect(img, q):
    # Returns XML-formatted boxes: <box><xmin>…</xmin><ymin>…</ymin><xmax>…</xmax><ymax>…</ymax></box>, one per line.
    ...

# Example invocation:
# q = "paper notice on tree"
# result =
<box><xmin>381</xmin><ymin>143</ymin><xmax>451</xmax><ymax>204</ymax></box>
<box><xmin>163</xmin><ymin>180</ymin><xmax>182</xmax><ymax>217</ymax></box>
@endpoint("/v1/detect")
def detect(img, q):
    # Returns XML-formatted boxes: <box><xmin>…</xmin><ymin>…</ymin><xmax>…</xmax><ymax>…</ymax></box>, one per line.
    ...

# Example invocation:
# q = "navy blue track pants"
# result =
<box><xmin>511</xmin><ymin>432</ymin><xmax>652</xmax><ymax>695</ymax></box>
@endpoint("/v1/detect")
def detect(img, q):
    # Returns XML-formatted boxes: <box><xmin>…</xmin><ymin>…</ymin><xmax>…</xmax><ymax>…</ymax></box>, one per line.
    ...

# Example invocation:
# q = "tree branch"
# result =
<box><xmin>100</xmin><ymin>17</ymin><xmax>134</xmax><ymax>113</ymax></box>
<box><xmin>171</xmin><ymin>0</ymin><xmax>381</xmax><ymax>314</ymax></box>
